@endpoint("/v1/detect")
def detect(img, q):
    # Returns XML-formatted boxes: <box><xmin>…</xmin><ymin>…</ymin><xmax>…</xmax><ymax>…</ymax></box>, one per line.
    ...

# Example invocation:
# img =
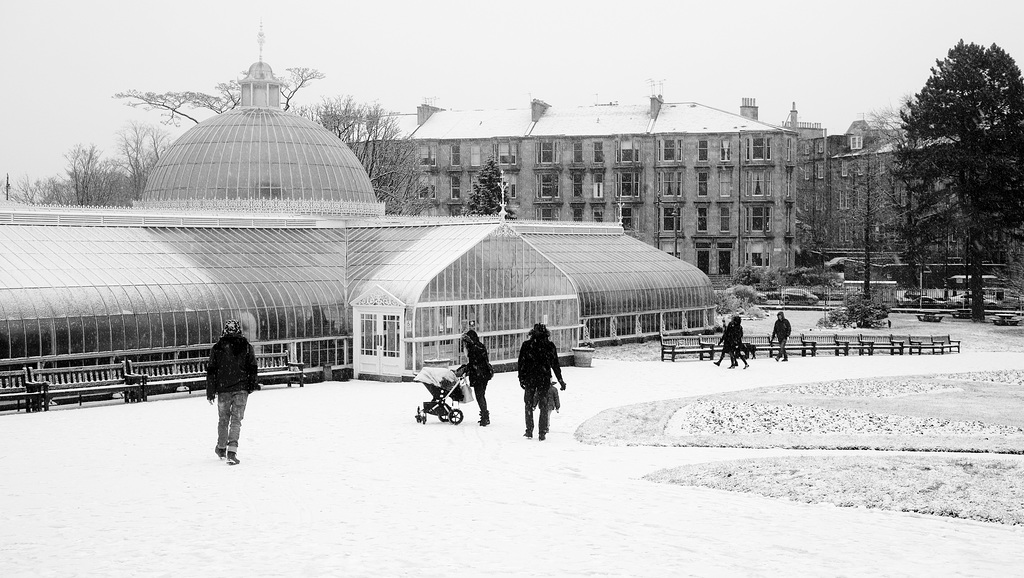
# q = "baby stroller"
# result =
<box><xmin>413</xmin><ymin>365</ymin><xmax>467</xmax><ymax>425</ymax></box>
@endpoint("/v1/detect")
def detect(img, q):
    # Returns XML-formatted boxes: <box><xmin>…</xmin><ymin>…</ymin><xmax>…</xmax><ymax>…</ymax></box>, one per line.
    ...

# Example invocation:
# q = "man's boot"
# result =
<box><xmin>479</xmin><ymin>411</ymin><xmax>490</xmax><ymax>426</ymax></box>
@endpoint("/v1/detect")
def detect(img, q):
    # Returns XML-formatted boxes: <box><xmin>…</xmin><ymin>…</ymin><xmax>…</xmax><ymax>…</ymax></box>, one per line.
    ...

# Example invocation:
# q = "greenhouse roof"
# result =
<box><xmin>519</xmin><ymin>231</ymin><xmax>715</xmax><ymax>317</ymax></box>
<box><xmin>347</xmin><ymin>221</ymin><xmax>500</xmax><ymax>305</ymax></box>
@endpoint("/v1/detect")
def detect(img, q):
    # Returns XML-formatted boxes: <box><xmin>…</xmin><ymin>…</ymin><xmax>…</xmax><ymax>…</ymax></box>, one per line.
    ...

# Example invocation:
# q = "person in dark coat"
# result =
<box><xmin>517</xmin><ymin>323</ymin><xmax>566</xmax><ymax>441</ymax></box>
<box><xmin>206</xmin><ymin>319</ymin><xmax>258</xmax><ymax>465</ymax></box>
<box><xmin>771</xmin><ymin>311</ymin><xmax>792</xmax><ymax>362</ymax></box>
<box><xmin>462</xmin><ymin>329</ymin><xmax>493</xmax><ymax>426</ymax></box>
<box><xmin>714</xmin><ymin>315</ymin><xmax>748</xmax><ymax>369</ymax></box>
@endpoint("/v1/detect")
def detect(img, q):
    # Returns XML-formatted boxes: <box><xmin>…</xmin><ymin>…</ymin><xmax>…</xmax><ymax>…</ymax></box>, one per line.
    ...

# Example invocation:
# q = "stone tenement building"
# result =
<box><xmin>409</xmin><ymin>97</ymin><xmax>798</xmax><ymax>283</ymax></box>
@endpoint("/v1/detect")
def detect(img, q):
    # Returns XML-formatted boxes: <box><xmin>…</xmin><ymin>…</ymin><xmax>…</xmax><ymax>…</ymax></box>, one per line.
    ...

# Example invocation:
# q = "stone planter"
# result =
<box><xmin>571</xmin><ymin>347</ymin><xmax>595</xmax><ymax>368</ymax></box>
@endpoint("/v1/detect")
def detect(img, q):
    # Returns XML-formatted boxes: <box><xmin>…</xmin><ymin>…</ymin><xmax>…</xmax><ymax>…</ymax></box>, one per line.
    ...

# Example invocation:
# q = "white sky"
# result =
<box><xmin>3</xmin><ymin>0</ymin><xmax>1024</xmax><ymax>182</ymax></box>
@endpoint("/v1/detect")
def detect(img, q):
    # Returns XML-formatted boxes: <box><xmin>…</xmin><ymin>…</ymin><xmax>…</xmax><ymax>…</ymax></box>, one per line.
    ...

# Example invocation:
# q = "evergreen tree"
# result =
<box><xmin>899</xmin><ymin>41</ymin><xmax>1024</xmax><ymax>320</ymax></box>
<box><xmin>466</xmin><ymin>158</ymin><xmax>514</xmax><ymax>217</ymax></box>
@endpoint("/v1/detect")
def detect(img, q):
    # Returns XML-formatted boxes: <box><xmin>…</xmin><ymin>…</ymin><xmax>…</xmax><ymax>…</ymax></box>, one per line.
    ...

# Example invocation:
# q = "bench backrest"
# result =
<box><xmin>0</xmin><ymin>368</ymin><xmax>29</xmax><ymax>389</ymax></box>
<box><xmin>744</xmin><ymin>335</ymin><xmax>772</xmax><ymax>346</ymax></box>
<box><xmin>890</xmin><ymin>334</ymin><xmax>912</xmax><ymax>343</ymax></box>
<box><xmin>29</xmin><ymin>363</ymin><xmax>125</xmax><ymax>386</ymax></box>
<box><xmin>257</xmin><ymin>352</ymin><xmax>291</xmax><ymax>370</ymax></box>
<box><xmin>800</xmin><ymin>333</ymin><xmax>836</xmax><ymax>344</ymax></box>
<box><xmin>858</xmin><ymin>334</ymin><xmax>889</xmax><ymax>344</ymax></box>
<box><xmin>127</xmin><ymin>358</ymin><xmax>208</xmax><ymax>377</ymax></box>
<box><xmin>931</xmin><ymin>335</ymin><xmax>952</xmax><ymax>344</ymax></box>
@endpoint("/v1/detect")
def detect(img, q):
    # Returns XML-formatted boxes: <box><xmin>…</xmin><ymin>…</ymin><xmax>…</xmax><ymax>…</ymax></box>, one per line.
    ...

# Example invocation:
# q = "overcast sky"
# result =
<box><xmin>3</xmin><ymin>0</ymin><xmax>1023</xmax><ymax>183</ymax></box>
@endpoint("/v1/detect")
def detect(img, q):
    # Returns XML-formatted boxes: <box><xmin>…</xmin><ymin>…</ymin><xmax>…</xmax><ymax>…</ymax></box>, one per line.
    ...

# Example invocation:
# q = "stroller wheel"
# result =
<box><xmin>448</xmin><ymin>408</ymin><xmax>464</xmax><ymax>425</ymax></box>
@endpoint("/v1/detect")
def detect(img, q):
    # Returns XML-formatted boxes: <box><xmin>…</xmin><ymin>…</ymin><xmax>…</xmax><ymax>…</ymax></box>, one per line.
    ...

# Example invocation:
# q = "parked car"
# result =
<box><xmin>781</xmin><ymin>288</ymin><xmax>820</xmax><ymax>305</ymax></box>
<box><xmin>898</xmin><ymin>295</ymin><xmax>948</xmax><ymax>309</ymax></box>
<box><xmin>948</xmin><ymin>294</ymin><xmax>999</xmax><ymax>308</ymax></box>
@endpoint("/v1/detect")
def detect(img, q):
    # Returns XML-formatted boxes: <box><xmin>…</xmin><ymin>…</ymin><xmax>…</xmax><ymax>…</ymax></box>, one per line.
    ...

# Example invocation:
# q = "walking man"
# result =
<box><xmin>207</xmin><ymin>319</ymin><xmax>258</xmax><ymax>465</ymax></box>
<box><xmin>517</xmin><ymin>323</ymin><xmax>566</xmax><ymax>441</ymax></box>
<box><xmin>771</xmin><ymin>311</ymin><xmax>792</xmax><ymax>362</ymax></box>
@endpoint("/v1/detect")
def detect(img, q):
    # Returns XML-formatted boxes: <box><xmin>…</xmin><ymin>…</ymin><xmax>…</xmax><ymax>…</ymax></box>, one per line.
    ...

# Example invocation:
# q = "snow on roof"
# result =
<box><xmin>653</xmin><ymin>102</ymin><xmax>788</xmax><ymax>134</ymax></box>
<box><xmin>530</xmin><ymin>104</ymin><xmax>652</xmax><ymax>137</ymax></box>
<box><xmin>410</xmin><ymin>108</ymin><xmax>533</xmax><ymax>140</ymax></box>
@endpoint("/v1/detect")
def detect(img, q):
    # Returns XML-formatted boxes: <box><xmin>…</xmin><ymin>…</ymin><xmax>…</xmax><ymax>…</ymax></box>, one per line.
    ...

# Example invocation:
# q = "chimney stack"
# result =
<box><xmin>649</xmin><ymin>94</ymin><xmax>664</xmax><ymax>119</ymax></box>
<box><xmin>788</xmin><ymin>102</ymin><xmax>798</xmax><ymax>129</ymax></box>
<box><xmin>417</xmin><ymin>102</ymin><xmax>442</xmax><ymax>126</ymax></box>
<box><xmin>740</xmin><ymin>98</ymin><xmax>758</xmax><ymax>121</ymax></box>
<box><xmin>531</xmin><ymin>99</ymin><xmax>550</xmax><ymax>122</ymax></box>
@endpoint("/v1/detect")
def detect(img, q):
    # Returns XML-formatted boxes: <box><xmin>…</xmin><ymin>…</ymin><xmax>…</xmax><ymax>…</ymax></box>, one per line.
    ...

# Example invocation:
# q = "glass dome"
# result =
<box><xmin>142</xmin><ymin>107</ymin><xmax>376</xmax><ymax>204</ymax></box>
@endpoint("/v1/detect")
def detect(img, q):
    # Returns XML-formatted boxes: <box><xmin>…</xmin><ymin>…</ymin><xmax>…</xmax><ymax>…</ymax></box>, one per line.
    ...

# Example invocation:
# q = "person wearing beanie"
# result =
<box><xmin>206</xmin><ymin>319</ymin><xmax>258</xmax><ymax>465</ymax></box>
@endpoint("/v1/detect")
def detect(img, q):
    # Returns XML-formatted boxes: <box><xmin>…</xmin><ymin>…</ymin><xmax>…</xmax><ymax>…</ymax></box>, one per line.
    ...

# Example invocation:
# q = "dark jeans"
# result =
<box><xmin>524</xmin><ymin>387</ymin><xmax>549</xmax><ymax>435</ymax></box>
<box><xmin>217</xmin><ymin>391</ymin><xmax>249</xmax><ymax>451</ymax></box>
<box><xmin>470</xmin><ymin>375</ymin><xmax>489</xmax><ymax>416</ymax></box>
<box><xmin>776</xmin><ymin>337</ymin><xmax>789</xmax><ymax>360</ymax></box>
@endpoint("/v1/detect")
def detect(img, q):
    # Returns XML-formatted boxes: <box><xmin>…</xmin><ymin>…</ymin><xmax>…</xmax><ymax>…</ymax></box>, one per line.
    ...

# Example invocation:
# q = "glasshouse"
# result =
<box><xmin>0</xmin><ymin>59</ymin><xmax>715</xmax><ymax>383</ymax></box>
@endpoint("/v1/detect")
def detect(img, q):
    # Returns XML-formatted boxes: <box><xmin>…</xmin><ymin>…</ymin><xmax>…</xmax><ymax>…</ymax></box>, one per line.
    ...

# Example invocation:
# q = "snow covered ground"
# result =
<box><xmin>2</xmin><ymin>352</ymin><xmax>1023</xmax><ymax>577</ymax></box>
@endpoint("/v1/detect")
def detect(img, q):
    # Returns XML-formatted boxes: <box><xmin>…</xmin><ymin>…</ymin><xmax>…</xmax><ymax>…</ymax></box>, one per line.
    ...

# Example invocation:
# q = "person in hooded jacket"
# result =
<box><xmin>461</xmin><ymin>328</ymin><xmax>493</xmax><ymax>426</ymax></box>
<box><xmin>206</xmin><ymin>319</ymin><xmax>259</xmax><ymax>465</ymax></box>
<box><xmin>517</xmin><ymin>323</ymin><xmax>566</xmax><ymax>441</ymax></box>
<box><xmin>771</xmin><ymin>311</ymin><xmax>792</xmax><ymax>361</ymax></box>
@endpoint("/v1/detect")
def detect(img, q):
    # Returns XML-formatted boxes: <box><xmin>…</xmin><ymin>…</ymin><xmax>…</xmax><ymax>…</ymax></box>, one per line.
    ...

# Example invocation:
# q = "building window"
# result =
<box><xmin>572</xmin><ymin>141</ymin><xmax>583</xmax><ymax>163</ymax></box>
<box><xmin>538</xmin><ymin>173</ymin><xmax>559</xmax><ymax>198</ymax></box>
<box><xmin>539</xmin><ymin>207</ymin><xmax>557</xmax><ymax>221</ymax></box>
<box><xmin>802</xmin><ymin>141</ymin><xmax>810</xmax><ymax>155</ymax></box>
<box><xmin>857</xmin><ymin>160</ymin><xmax>865</xmax><ymax>176</ymax></box>
<box><xmin>506</xmin><ymin>173</ymin><xmax>517</xmax><ymax>198</ymax></box>
<box><xmin>816</xmin><ymin>140</ymin><xmax>824</xmax><ymax>154</ymax></box>
<box><xmin>450</xmin><ymin>175</ymin><xmax>461</xmax><ymax>199</ymax></box>
<box><xmin>786</xmin><ymin>138</ymin><xmax>793</xmax><ymax>161</ymax></box>
<box><xmin>748</xmin><ymin>242</ymin><xmax>769</xmax><ymax>267</ymax></box>
<box><xmin>593</xmin><ymin>206</ymin><xmax>604</xmax><ymax>222</ymax></box>
<box><xmin>419</xmin><ymin>144</ymin><xmax>436</xmax><ymax>166</ymax></box>
<box><xmin>785</xmin><ymin>168</ymin><xmax>793</xmax><ymax>198</ymax></box>
<box><xmin>572</xmin><ymin>172</ymin><xmax>584</xmax><ymax>197</ymax></box>
<box><xmin>498</xmin><ymin>142</ymin><xmax>518</xmax><ymax>165</ymax></box>
<box><xmin>697</xmin><ymin>139</ymin><xmax>708</xmax><ymax>162</ymax></box>
<box><xmin>746</xmin><ymin>171</ymin><xmax>772</xmax><ymax>196</ymax></box>
<box><xmin>816</xmin><ymin>162</ymin><xmax>824</xmax><ymax>179</ymax></box>
<box><xmin>659</xmin><ymin>171</ymin><xmax>681</xmax><ymax>196</ymax></box>
<box><xmin>537</xmin><ymin>141</ymin><xmax>556</xmax><ymax>164</ymax></box>
<box><xmin>720</xmin><ymin>140</ymin><xmax>732</xmax><ymax>162</ymax></box>
<box><xmin>618</xmin><ymin>172</ymin><xmax>640</xmax><ymax>197</ymax></box>
<box><xmin>719</xmin><ymin>206</ymin><xmax>730</xmax><ymax>232</ymax></box>
<box><xmin>697</xmin><ymin>171</ymin><xmax>709</xmax><ymax>197</ymax></box>
<box><xmin>572</xmin><ymin>207</ymin><xmax>584</xmax><ymax>222</ymax></box>
<box><xmin>697</xmin><ymin>207</ymin><xmax>708</xmax><ymax>232</ymax></box>
<box><xmin>450</xmin><ymin>144</ymin><xmax>461</xmax><ymax>166</ymax></box>
<box><xmin>786</xmin><ymin>206</ymin><xmax>793</xmax><ymax>234</ymax></box>
<box><xmin>618</xmin><ymin>139</ymin><xmax>638</xmax><ymax>163</ymax></box>
<box><xmin>850</xmin><ymin>135</ymin><xmax>863</xmax><ymax>150</ymax></box>
<box><xmin>661</xmin><ymin>139</ymin><xmax>678</xmax><ymax>161</ymax></box>
<box><xmin>620</xmin><ymin>206</ymin><xmax>634</xmax><ymax>230</ymax></box>
<box><xmin>839</xmin><ymin>187</ymin><xmax>849</xmax><ymax>209</ymax></box>
<box><xmin>470</xmin><ymin>144</ymin><xmax>481</xmax><ymax>167</ymax></box>
<box><xmin>746</xmin><ymin>136</ymin><xmax>772</xmax><ymax>161</ymax></box>
<box><xmin>662</xmin><ymin>206</ymin><xmax>681</xmax><ymax>232</ymax></box>
<box><xmin>719</xmin><ymin>171</ymin><xmax>732</xmax><ymax>198</ymax></box>
<box><xmin>418</xmin><ymin>175</ymin><xmax>436</xmax><ymax>198</ymax></box>
<box><xmin>746</xmin><ymin>205</ymin><xmax>772</xmax><ymax>232</ymax></box>
<box><xmin>593</xmin><ymin>141</ymin><xmax>605</xmax><ymax>163</ymax></box>
<box><xmin>841</xmin><ymin>160</ymin><xmax>848</xmax><ymax>177</ymax></box>
<box><xmin>592</xmin><ymin>173</ymin><xmax>605</xmax><ymax>198</ymax></box>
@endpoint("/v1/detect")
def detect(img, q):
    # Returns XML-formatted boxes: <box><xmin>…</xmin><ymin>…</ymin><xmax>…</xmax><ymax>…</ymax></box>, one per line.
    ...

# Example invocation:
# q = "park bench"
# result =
<box><xmin>951</xmin><ymin>309</ymin><xmax>972</xmax><ymax>319</ymax></box>
<box><xmin>124</xmin><ymin>357</ymin><xmax>209</xmax><ymax>401</ymax></box>
<box><xmin>26</xmin><ymin>363</ymin><xmax>141</xmax><ymax>408</ymax></box>
<box><xmin>916</xmin><ymin>313</ymin><xmax>944</xmax><ymax>323</ymax></box>
<box><xmin>856</xmin><ymin>334</ymin><xmax>906</xmax><ymax>355</ymax></box>
<box><xmin>0</xmin><ymin>367</ymin><xmax>46</xmax><ymax>413</ymax></box>
<box><xmin>660</xmin><ymin>333</ymin><xmax>716</xmax><ymax>362</ymax></box>
<box><xmin>907</xmin><ymin>334</ymin><xmax>961</xmax><ymax>354</ymax></box>
<box><xmin>255</xmin><ymin>352</ymin><xmax>305</xmax><ymax>387</ymax></box>
<box><xmin>798</xmin><ymin>333</ymin><xmax>852</xmax><ymax>356</ymax></box>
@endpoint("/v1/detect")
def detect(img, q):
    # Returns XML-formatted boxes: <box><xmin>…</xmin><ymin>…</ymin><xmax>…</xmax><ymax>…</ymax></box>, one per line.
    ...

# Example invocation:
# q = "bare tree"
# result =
<box><xmin>114</xmin><ymin>67</ymin><xmax>324</xmax><ymax>125</ymax></box>
<box><xmin>11</xmin><ymin>175</ymin><xmax>68</xmax><ymax>204</ymax></box>
<box><xmin>115</xmin><ymin>122</ymin><xmax>171</xmax><ymax>201</ymax></box>
<box><xmin>63</xmin><ymin>144</ymin><xmax>130</xmax><ymax>206</ymax></box>
<box><xmin>296</xmin><ymin>97</ymin><xmax>429</xmax><ymax>214</ymax></box>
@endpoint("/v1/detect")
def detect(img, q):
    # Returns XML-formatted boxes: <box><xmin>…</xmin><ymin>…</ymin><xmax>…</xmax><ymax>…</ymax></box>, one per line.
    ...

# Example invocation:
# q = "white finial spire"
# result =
<box><xmin>257</xmin><ymin>20</ymin><xmax>265</xmax><ymax>62</ymax></box>
<box><xmin>498</xmin><ymin>170</ymin><xmax>508</xmax><ymax>220</ymax></box>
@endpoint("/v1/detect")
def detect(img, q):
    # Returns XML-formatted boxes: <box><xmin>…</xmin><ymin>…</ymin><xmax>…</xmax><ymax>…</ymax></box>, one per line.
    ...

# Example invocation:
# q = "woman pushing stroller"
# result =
<box><xmin>461</xmin><ymin>328</ymin><xmax>493</xmax><ymax>426</ymax></box>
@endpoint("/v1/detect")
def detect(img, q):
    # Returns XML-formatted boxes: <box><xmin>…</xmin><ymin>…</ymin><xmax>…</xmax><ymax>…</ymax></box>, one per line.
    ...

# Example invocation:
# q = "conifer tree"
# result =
<box><xmin>466</xmin><ymin>158</ymin><xmax>514</xmax><ymax>217</ymax></box>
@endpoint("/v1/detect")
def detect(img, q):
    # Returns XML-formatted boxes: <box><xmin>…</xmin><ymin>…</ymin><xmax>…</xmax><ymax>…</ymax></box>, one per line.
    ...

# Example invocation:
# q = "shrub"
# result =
<box><xmin>844</xmin><ymin>292</ymin><xmax>890</xmax><ymax>328</ymax></box>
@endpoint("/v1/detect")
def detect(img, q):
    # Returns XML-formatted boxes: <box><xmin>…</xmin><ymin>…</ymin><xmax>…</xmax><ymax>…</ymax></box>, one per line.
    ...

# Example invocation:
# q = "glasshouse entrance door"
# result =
<box><xmin>354</xmin><ymin>308</ymin><xmax>404</xmax><ymax>379</ymax></box>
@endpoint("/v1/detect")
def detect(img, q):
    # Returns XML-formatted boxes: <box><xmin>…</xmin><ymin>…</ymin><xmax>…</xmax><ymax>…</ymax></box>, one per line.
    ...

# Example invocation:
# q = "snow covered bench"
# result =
<box><xmin>0</xmin><ymin>367</ymin><xmax>45</xmax><ymax>413</ymax></box>
<box><xmin>27</xmin><ymin>362</ymin><xmax>142</xmax><ymax>408</ymax></box>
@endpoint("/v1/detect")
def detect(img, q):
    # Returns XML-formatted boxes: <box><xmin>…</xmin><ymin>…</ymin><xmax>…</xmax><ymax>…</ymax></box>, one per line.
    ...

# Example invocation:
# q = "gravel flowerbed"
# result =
<box><xmin>667</xmin><ymin>400</ymin><xmax>1024</xmax><ymax>437</ymax></box>
<box><xmin>782</xmin><ymin>377</ymin><xmax>960</xmax><ymax>397</ymax></box>
<box><xmin>937</xmin><ymin>369</ymin><xmax>1024</xmax><ymax>386</ymax></box>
